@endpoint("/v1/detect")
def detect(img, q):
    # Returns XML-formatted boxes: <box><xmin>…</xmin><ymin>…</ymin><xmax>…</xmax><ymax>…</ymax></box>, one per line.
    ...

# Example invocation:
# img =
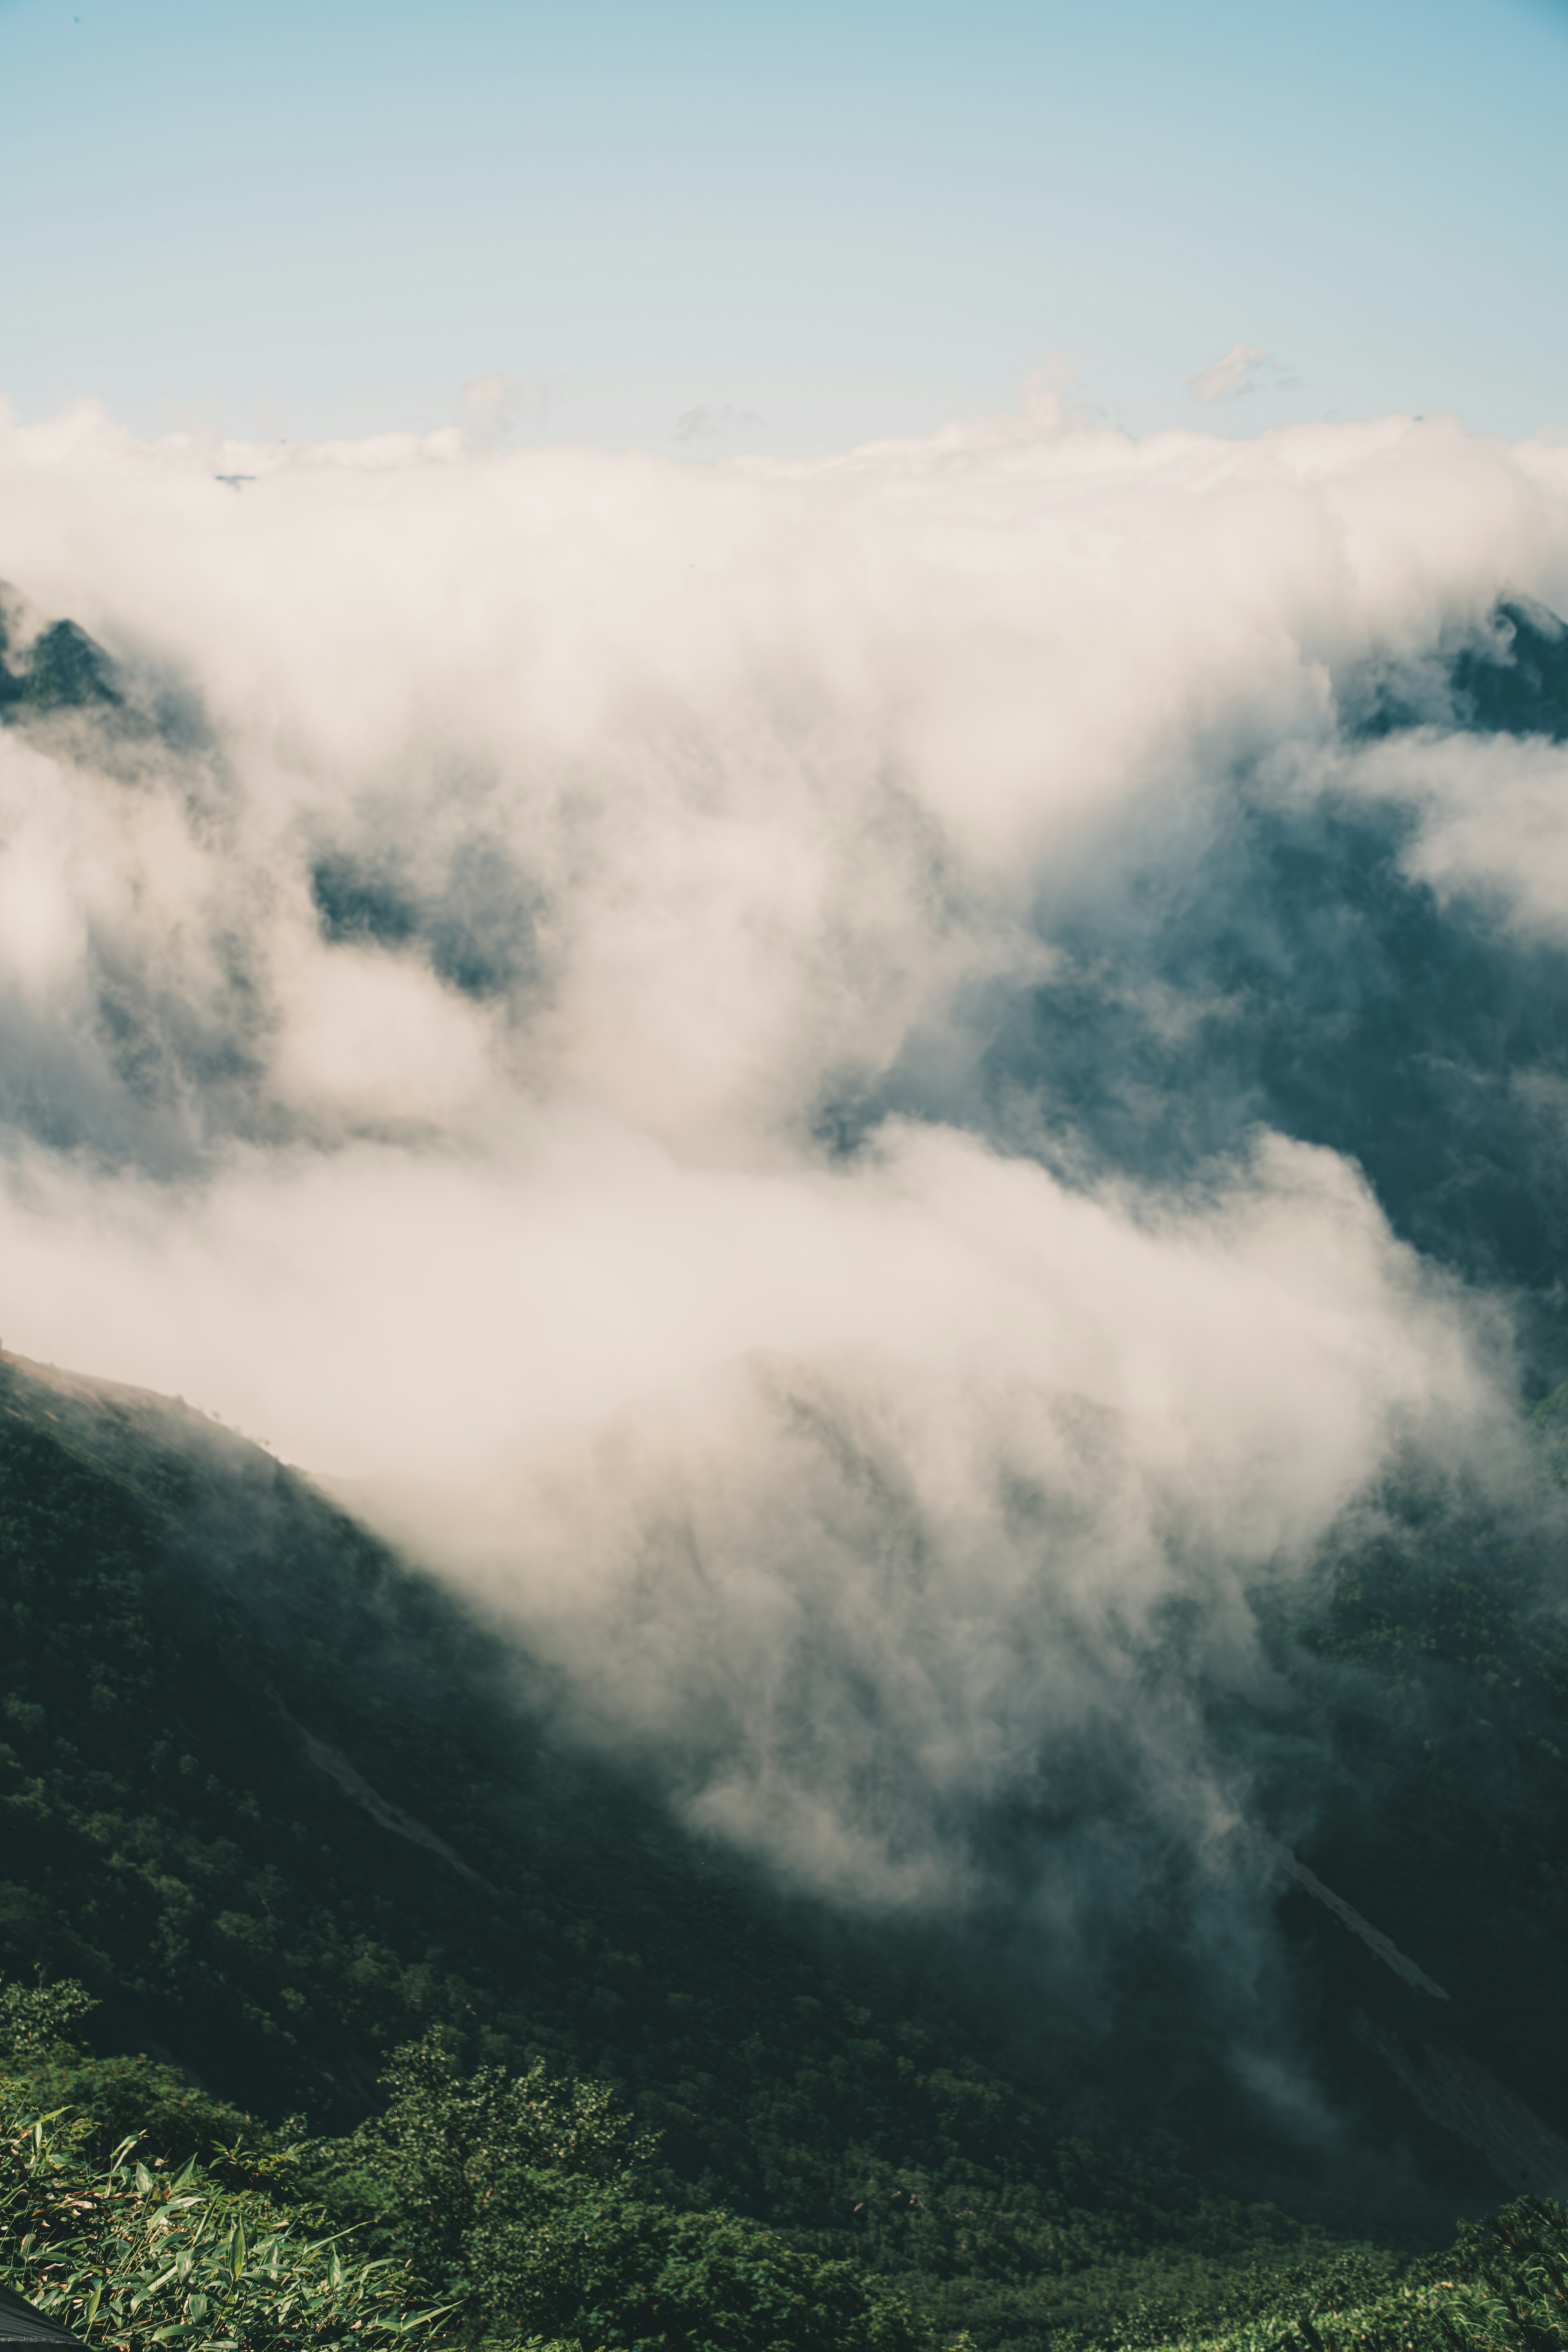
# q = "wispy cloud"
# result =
<box><xmin>673</xmin><ymin>403</ymin><xmax>766</xmax><ymax>443</ymax></box>
<box><xmin>1189</xmin><ymin>341</ymin><xmax>1301</xmax><ymax>401</ymax></box>
<box><xmin>459</xmin><ymin>370</ymin><xmax>559</xmax><ymax>449</ymax></box>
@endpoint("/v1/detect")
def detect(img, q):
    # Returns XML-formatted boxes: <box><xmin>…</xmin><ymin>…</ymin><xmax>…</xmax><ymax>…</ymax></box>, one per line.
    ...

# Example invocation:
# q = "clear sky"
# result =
<box><xmin>1</xmin><ymin>0</ymin><xmax>1566</xmax><ymax>454</ymax></box>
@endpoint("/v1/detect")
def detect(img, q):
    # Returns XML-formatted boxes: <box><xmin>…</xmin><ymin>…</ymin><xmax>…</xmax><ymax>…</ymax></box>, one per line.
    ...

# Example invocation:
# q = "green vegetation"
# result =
<box><xmin>4</xmin><ymin>1995</ymin><xmax>1568</xmax><ymax>2352</ymax></box>
<box><xmin>3</xmin><ymin>1349</ymin><xmax>1568</xmax><ymax>2345</ymax></box>
<box><xmin>0</xmin><ymin>1980</ymin><xmax>936</xmax><ymax>2351</ymax></box>
<box><xmin>0</xmin><ymin>2101</ymin><xmax>440</xmax><ymax>2352</ymax></box>
<box><xmin>0</xmin><ymin>1353</ymin><xmax>1347</xmax><ymax>2332</ymax></box>
<box><xmin>1239</xmin><ymin>1470</ymin><xmax>1568</xmax><ymax>2148</ymax></box>
<box><xmin>1103</xmin><ymin>2200</ymin><xmax>1568</xmax><ymax>2352</ymax></box>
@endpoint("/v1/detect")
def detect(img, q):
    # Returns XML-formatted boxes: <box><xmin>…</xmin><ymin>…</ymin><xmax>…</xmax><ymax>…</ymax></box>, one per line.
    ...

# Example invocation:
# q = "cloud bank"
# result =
<box><xmin>0</xmin><ymin>393</ymin><xmax>1565</xmax><ymax>1942</ymax></box>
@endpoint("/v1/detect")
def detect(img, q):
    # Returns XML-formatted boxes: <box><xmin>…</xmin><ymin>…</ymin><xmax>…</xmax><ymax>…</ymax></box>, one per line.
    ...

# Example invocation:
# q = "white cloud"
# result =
<box><xmin>673</xmin><ymin>402</ymin><xmax>767</xmax><ymax>444</ymax></box>
<box><xmin>459</xmin><ymin>370</ymin><xmax>558</xmax><ymax>450</ymax></box>
<box><xmin>1191</xmin><ymin>341</ymin><xmax>1287</xmax><ymax>401</ymax></box>
<box><xmin>0</xmin><ymin>391</ymin><xmax>1561</xmax><ymax>1914</ymax></box>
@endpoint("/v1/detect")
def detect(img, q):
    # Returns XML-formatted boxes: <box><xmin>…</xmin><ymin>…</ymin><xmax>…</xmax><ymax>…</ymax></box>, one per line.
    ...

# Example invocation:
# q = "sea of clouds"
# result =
<box><xmin>1</xmin><ymin>387</ymin><xmax>1566</xmax><ymax>1931</ymax></box>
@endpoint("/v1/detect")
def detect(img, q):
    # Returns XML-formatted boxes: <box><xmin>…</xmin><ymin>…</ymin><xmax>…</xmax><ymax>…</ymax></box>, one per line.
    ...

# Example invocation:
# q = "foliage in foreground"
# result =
<box><xmin>326</xmin><ymin>2029</ymin><xmax>932</xmax><ymax>2350</ymax></box>
<box><xmin>0</xmin><ymin>2103</ymin><xmax>442</xmax><ymax>2352</ymax></box>
<box><xmin>7</xmin><ymin>2088</ymin><xmax>1568</xmax><ymax>2352</ymax></box>
<box><xmin>6</xmin><ymin>1984</ymin><xmax>1568</xmax><ymax>2352</ymax></box>
<box><xmin>0</xmin><ymin>1995</ymin><xmax>936</xmax><ymax>2352</ymax></box>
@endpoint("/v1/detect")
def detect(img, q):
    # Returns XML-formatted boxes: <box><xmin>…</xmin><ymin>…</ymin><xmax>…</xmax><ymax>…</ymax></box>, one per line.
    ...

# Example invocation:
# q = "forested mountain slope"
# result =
<box><xmin>5</xmin><ymin>1336</ymin><xmax>1568</xmax><ymax>2352</ymax></box>
<box><xmin>0</xmin><ymin>1343</ymin><xmax>1350</xmax><ymax>2348</ymax></box>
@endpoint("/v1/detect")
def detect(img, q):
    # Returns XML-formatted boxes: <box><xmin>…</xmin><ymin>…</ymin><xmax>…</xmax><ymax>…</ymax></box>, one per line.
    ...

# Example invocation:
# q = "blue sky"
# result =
<box><xmin>2</xmin><ymin>0</ymin><xmax>1566</xmax><ymax>453</ymax></box>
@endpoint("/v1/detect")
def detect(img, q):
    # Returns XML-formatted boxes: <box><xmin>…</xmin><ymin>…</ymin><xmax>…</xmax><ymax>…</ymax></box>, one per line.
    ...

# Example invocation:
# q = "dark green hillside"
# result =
<box><xmin>0</xmin><ymin>1344</ymin><xmax>963</xmax><ymax>2145</ymax></box>
<box><xmin>0</xmin><ymin>1348</ymin><xmax>1352</xmax><ymax>2348</ymax></box>
<box><xmin>6</xmin><ymin>1347</ymin><xmax>1568</xmax><ymax>2346</ymax></box>
<box><xmin>1202</xmin><ymin>1432</ymin><xmax>1568</xmax><ymax>2216</ymax></box>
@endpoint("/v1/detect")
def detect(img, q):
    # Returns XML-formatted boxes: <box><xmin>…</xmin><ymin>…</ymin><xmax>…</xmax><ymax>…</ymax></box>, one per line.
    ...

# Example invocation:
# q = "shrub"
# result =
<box><xmin>0</xmin><ymin>2100</ymin><xmax>443</xmax><ymax>2352</ymax></box>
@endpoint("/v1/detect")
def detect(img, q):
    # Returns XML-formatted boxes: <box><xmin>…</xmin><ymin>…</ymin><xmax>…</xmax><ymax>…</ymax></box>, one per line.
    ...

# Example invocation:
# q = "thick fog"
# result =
<box><xmin>2</xmin><ymin>390</ymin><xmax>1566</xmax><ymax>1931</ymax></box>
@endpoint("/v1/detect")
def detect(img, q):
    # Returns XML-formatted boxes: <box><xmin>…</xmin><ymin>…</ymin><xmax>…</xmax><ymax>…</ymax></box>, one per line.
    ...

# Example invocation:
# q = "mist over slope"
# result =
<box><xmin>2</xmin><ymin>392</ymin><xmax>1568</xmax><ymax>2033</ymax></box>
<box><xmin>7</xmin><ymin>1328</ymin><xmax>1567</xmax><ymax>2275</ymax></box>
